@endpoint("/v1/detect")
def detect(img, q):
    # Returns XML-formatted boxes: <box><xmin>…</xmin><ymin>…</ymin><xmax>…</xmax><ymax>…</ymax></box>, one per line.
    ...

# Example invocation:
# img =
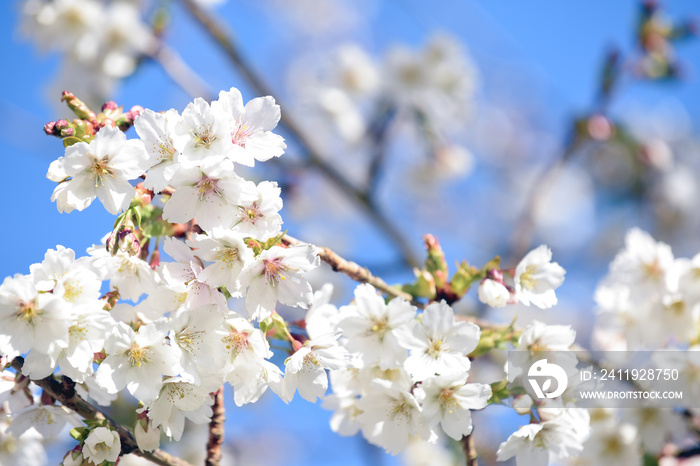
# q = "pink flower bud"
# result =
<box><xmin>43</xmin><ymin>121</ymin><xmax>56</xmax><ymax>135</ymax></box>
<box><xmin>101</xmin><ymin>101</ymin><xmax>119</xmax><ymax>112</ymax></box>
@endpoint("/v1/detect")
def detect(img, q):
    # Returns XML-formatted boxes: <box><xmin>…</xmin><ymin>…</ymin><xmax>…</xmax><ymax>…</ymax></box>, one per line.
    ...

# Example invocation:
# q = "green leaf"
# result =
<box><xmin>62</xmin><ymin>136</ymin><xmax>83</xmax><ymax>148</ymax></box>
<box><xmin>69</xmin><ymin>427</ymin><xmax>89</xmax><ymax>441</ymax></box>
<box><xmin>488</xmin><ymin>379</ymin><xmax>511</xmax><ymax>405</ymax></box>
<box><xmin>450</xmin><ymin>261</ymin><xmax>482</xmax><ymax>297</ymax></box>
<box><xmin>142</xmin><ymin>221</ymin><xmax>165</xmax><ymax>238</ymax></box>
<box><xmin>262</xmin><ymin>230</ymin><xmax>288</xmax><ymax>251</ymax></box>
<box><xmin>481</xmin><ymin>256</ymin><xmax>501</xmax><ymax>272</ymax></box>
<box><xmin>401</xmin><ymin>269</ymin><xmax>436</xmax><ymax>299</ymax></box>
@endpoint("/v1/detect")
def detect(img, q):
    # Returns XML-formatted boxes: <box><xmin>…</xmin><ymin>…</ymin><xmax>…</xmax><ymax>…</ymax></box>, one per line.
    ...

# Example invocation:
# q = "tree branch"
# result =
<box><xmin>205</xmin><ymin>386</ymin><xmax>225</xmax><ymax>466</ymax></box>
<box><xmin>282</xmin><ymin>234</ymin><xmax>420</xmax><ymax>305</ymax></box>
<box><xmin>179</xmin><ymin>0</ymin><xmax>419</xmax><ymax>269</ymax></box>
<box><xmin>461</xmin><ymin>432</ymin><xmax>478</xmax><ymax>466</ymax></box>
<box><xmin>9</xmin><ymin>357</ymin><xmax>193</xmax><ymax>466</ymax></box>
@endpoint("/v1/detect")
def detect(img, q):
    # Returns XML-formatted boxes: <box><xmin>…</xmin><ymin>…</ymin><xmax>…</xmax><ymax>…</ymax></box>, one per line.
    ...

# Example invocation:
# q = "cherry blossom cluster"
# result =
<box><xmin>0</xmin><ymin>83</ymin><xmax>576</xmax><ymax>465</ymax></box>
<box><xmin>497</xmin><ymin>321</ymin><xmax>591</xmax><ymax>465</ymax></box>
<box><xmin>593</xmin><ymin>228</ymin><xmax>700</xmax><ymax>350</ymax></box>
<box><xmin>1</xmin><ymin>86</ymin><xmax>324</xmax><ymax>461</ymax></box>
<box><xmin>21</xmin><ymin>0</ymin><xmax>154</xmax><ymax>102</ymax></box>
<box><xmin>312</xmin><ymin>284</ymin><xmax>492</xmax><ymax>454</ymax></box>
<box><xmin>292</xmin><ymin>34</ymin><xmax>478</xmax><ymax>181</ymax></box>
<box><xmin>569</xmin><ymin>228</ymin><xmax>700</xmax><ymax>465</ymax></box>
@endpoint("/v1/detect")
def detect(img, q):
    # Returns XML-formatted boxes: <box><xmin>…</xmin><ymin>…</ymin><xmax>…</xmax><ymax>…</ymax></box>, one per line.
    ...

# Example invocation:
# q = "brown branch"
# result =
<box><xmin>9</xmin><ymin>357</ymin><xmax>193</xmax><ymax>466</ymax></box>
<box><xmin>178</xmin><ymin>0</ymin><xmax>419</xmax><ymax>269</ymax></box>
<box><xmin>282</xmin><ymin>234</ymin><xmax>420</xmax><ymax>305</ymax></box>
<box><xmin>462</xmin><ymin>432</ymin><xmax>478</xmax><ymax>466</ymax></box>
<box><xmin>205</xmin><ymin>386</ymin><xmax>225</xmax><ymax>466</ymax></box>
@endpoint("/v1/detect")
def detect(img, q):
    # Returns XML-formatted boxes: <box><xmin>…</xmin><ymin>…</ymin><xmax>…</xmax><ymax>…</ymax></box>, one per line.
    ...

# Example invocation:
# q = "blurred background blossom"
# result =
<box><xmin>1</xmin><ymin>0</ymin><xmax>700</xmax><ymax>465</ymax></box>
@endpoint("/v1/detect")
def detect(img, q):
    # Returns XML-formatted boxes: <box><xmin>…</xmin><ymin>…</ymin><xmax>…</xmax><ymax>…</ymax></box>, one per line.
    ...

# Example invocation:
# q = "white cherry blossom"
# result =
<box><xmin>175</xmin><ymin>97</ymin><xmax>233</xmax><ymax>166</ymax></box>
<box><xmin>187</xmin><ymin>229</ymin><xmax>254</xmax><ymax>296</ymax></box>
<box><xmin>146</xmin><ymin>377</ymin><xmax>213</xmax><ymax>441</ymax></box>
<box><xmin>95</xmin><ymin>321</ymin><xmax>181</xmax><ymax>403</ymax></box>
<box><xmin>231</xmin><ymin>180</ymin><xmax>283</xmax><ymax>240</ymax></box>
<box><xmin>135</xmin><ymin>108</ymin><xmax>184</xmax><ymax>192</ymax></box>
<box><xmin>212</xmin><ymin>87</ymin><xmax>286</xmax><ymax>166</ymax></box>
<box><xmin>397</xmin><ymin>300</ymin><xmax>480</xmax><ymax>381</ymax></box>
<box><xmin>82</xmin><ymin>427</ymin><xmax>121</xmax><ymax>464</ymax></box>
<box><xmin>355</xmin><ymin>379</ymin><xmax>431</xmax><ymax>455</ymax></box>
<box><xmin>420</xmin><ymin>373</ymin><xmax>491</xmax><ymax>440</ymax></box>
<box><xmin>338</xmin><ymin>284</ymin><xmax>416</xmax><ymax>370</ymax></box>
<box><xmin>239</xmin><ymin>244</ymin><xmax>320</xmax><ymax>321</ymax></box>
<box><xmin>163</xmin><ymin>157</ymin><xmax>252</xmax><ymax>231</ymax></box>
<box><xmin>282</xmin><ymin>332</ymin><xmax>350</xmax><ymax>403</ymax></box>
<box><xmin>514</xmin><ymin>245</ymin><xmax>565</xmax><ymax>309</ymax></box>
<box><xmin>478</xmin><ymin>278</ymin><xmax>510</xmax><ymax>308</ymax></box>
<box><xmin>47</xmin><ymin>126</ymin><xmax>149</xmax><ymax>215</ymax></box>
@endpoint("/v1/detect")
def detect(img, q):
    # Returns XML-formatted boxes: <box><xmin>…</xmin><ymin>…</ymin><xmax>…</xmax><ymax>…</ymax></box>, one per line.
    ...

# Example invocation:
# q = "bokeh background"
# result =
<box><xmin>1</xmin><ymin>0</ymin><xmax>700</xmax><ymax>464</ymax></box>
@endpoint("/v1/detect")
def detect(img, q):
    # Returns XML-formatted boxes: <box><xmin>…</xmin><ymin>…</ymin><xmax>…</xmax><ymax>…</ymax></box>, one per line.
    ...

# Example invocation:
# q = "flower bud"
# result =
<box><xmin>44</xmin><ymin>121</ymin><xmax>57</xmax><ymax>135</ymax></box>
<box><xmin>478</xmin><ymin>279</ymin><xmax>510</xmax><ymax>308</ymax></box>
<box><xmin>82</xmin><ymin>427</ymin><xmax>120</xmax><ymax>464</ymax></box>
<box><xmin>61</xmin><ymin>91</ymin><xmax>97</xmax><ymax>121</ymax></box>
<box><xmin>513</xmin><ymin>394</ymin><xmax>533</xmax><ymax>415</ymax></box>
<box><xmin>134</xmin><ymin>419</ymin><xmax>160</xmax><ymax>452</ymax></box>
<box><xmin>135</xmin><ymin>183</ymin><xmax>154</xmax><ymax>206</ymax></box>
<box><xmin>62</xmin><ymin>446</ymin><xmax>84</xmax><ymax>466</ymax></box>
<box><xmin>60</xmin><ymin>126</ymin><xmax>75</xmax><ymax>137</ymax></box>
<box><xmin>101</xmin><ymin>101</ymin><xmax>119</xmax><ymax>112</ymax></box>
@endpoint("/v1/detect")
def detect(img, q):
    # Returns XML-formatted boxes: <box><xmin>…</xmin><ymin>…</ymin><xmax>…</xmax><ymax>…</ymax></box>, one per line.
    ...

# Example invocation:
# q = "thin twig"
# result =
<box><xmin>365</xmin><ymin>102</ymin><xmax>397</xmax><ymax>199</ymax></box>
<box><xmin>462</xmin><ymin>432</ymin><xmax>478</xmax><ymax>466</ymax></box>
<box><xmin>205</xmin><ymin>386</ymin><xmax>225</xmax><ymax>466</ymax></box>
<box><xmin>179</xmin><ymin>0</ymin><xmax>419</xmax><ymax>269</ymax></box>
<box><xmin>282</xmin><ymin>234</ymin><xmax>420</xmax><ymax>305</ymax></box>
<box><xmin>9</xmin><ymin>357</ymin><xmax>193</xmax><ymax>466</ymax></box>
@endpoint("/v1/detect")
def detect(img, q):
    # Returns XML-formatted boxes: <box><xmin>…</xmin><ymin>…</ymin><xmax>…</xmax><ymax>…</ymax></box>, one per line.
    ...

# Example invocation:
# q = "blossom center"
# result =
<box><xmin>193</xmin><ymin>126</ymin><xmax>216</xmax><ymax>148</ymax></box>
<box><xmin>177</xmin><ymin>326</ymin><xmax>204</xmax><ymax>352</ymax></box>
<box><xmin>215</xmin><ymin>248</ymin><xmax>238</xmax><ymax>268</ymax></box>
<box><xmin>157</xmin><ymin>140</ymin><xmax>177</xmax><ymax>161</ymax></box>
<box><xmin>63</xmin><ymin>280</ymin><xmax>83</xmax><ymax>302</ymax></box>
<box><xmin>223</xmin><ymin>330</ymin><xmax>249</xmax><ymax>358</ymax></box>
<box><xmin>427</xmin><ymin>338</ymin><xmax>443</xmax><ymax>357</ymax></box>
<box><xmin>195</xmin><ymin>176</ymin><xmax>223</xmax><ymax>200</ymax></box>
<box><xmin>438</xmin><ymin>387</ymin><xmax>460</xmax><ymax>414</ymax></box>
<box><xmin>519</xmin><ymin>264</ymin><xmax>539</xmax><ymax>290</ymax></box>
<box><xmin>127</xmin><ymin>343</ymin><xmax>151</xmax><ymax>367</ymax></box>
<box><xmin>16</xmin><ymin>299</ymin><xmax>40</xmax><ymax>325</ymax></box>
<box><xmin>232</xmin><ymin>123</ymin><xmax>254</xmax><ymax>148</ymax></box>
<box><xmin>263</xmin><ymin>258</ymin><xmax>288</xmax><ymax>285</ymax></box>
<box><xmin>238</xmin><ymin>202</ymin><xmax>262</xmax><ymax>223</ymax></box>
<box><xmin>388</xmin><ymin>400</ymin><xmax>412</xmax><ymax>423</ymax></box>
<box><xmin>368</xmin><ymin>316</ymin><xmax>390</xmax><ymax>340</ymax></box>
<box><xmin>69</xmin><ymin>322</ymin><xmax>87</xmax><ymax>341</ymax></box>
<box><xmin>89</xmin><ymin>156</ymin><xmax>115</xmax><ymax>187</ymax></box>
